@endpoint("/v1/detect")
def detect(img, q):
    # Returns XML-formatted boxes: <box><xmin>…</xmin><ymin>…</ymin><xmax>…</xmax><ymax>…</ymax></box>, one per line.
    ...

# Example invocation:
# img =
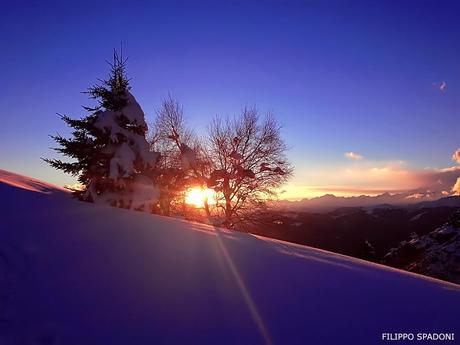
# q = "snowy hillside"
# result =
<box><xmin>384</xmin><ymin>212</ymin><xmax>460</xmax><ymax>284</ymax></box>
<box><xmin>0</xmin><ymin>169</ymin><xmax>459</xmax><ymax>345</ymax></box>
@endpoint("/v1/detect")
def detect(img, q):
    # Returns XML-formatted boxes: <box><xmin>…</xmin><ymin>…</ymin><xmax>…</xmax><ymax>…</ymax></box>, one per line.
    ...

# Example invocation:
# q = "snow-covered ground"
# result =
<box><xmin>1</xmin><ymin>169</ymin><xmax>459</xmax><ymax>344</ymax></box>
<box><xmin>384</xmin><ymin>217</ymin><xmax>460</xmax><ymax>284</ymax></box>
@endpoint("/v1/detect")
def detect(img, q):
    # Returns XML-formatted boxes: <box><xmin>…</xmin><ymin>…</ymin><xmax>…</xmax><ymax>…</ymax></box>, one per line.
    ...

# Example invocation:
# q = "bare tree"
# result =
<box><xmin>150</xmin><ymin>96</ymin><xmax>210</xmax><ymax>215</ymax></box>
<box><xmin>150</xmin><ymin>96</ymin><xmax>195</xmax><ymax>161</ymax></box>
<box><xmin>206</xmin><ymin>107</ymin><xmax>293</xmax><ymax>228</ymax></box>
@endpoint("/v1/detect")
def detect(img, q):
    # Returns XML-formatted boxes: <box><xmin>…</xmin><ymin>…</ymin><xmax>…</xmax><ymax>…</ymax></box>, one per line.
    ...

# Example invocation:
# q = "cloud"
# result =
<box><xmin>405</xmin><ymin>193</ymin><xmax>425</xmax><ymax>200</ymax></box>
<box><xmin>295</xmin><ymin>159</ymin><xmax>460</xmax><ymax>196</ymax></box>
<box><xmin>440</xmin><ymin>81</ymin><xmax>447</xmax><ymax>92</ymax></box>
<box><xmin>289</xmin><ymin>150</ymin><xmax>460</xmax><ymax>200</ymax></box>
<box><xmin>452</xmin><ymin>178</ymin><xmax>460</xmax><ymax>196</ymax></box>
<box><xmin>411</xmin><ymin>166</ymin><xmax>460</xmax><ymax>194</ymax></box>
<box><xmin>452</xmin><ymin>148</ymin><xmax>460</xmax><ymax>164</ymax></box>
<box><xmin>344</xmin><ymin>151</ymin><xmax>363</xmax><ymax>160</ymax></box>
<box><xmin>433</xmin><ymin>81</ymin><xmax>447</xmax><ymax>92</ymax></box>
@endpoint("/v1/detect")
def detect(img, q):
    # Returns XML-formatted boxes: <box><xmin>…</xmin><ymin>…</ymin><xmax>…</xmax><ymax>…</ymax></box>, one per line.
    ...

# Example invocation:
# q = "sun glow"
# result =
<box><xmin>185</xmin><ymin>187</ymin><xmax>217</xmax><ymax>208</ymax></box>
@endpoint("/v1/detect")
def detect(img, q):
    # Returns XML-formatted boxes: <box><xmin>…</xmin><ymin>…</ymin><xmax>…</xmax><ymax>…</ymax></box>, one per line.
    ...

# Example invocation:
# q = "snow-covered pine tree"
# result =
<box><xmin>45</xmin><ymin>51</ymin><xmax>160</xmax><ymax>211</ymax></box>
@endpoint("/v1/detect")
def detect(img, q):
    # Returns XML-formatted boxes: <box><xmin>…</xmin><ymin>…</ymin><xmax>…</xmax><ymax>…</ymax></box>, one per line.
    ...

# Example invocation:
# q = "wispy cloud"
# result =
<box><xmin>440</xmin><ymin>81</ymin><xmax>447</xmax><ymax>92</ymax></box>
<box><xmin>344</xmin><ymin>151</ymin><xmax>363</xmax><ymax>160</ymax></box>
<box><xmin>433</xmin><ymin>81</ymin><xmax>447</xmax><ymax>93</ymax></box>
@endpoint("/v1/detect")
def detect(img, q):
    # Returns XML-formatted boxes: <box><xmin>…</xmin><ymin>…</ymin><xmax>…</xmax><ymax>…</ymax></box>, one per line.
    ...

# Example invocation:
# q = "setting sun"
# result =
<box><xmin>185</xmin><ymin>187</ymin><xmax>217</xmax><ymax>208</ymax></box>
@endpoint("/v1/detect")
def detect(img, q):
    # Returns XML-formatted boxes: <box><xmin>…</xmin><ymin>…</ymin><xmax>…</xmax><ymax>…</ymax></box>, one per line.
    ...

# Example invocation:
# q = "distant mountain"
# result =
<box><xmin>276</xmin><ymin>167</ymin><xmax>460</xmax><ymax>212</ymax></box>
<box><xmin>408</xmin><ymin>196</ymin><xmax>460</xmax><ymax>209</ymax></box>
<box><xmin>275</xmin><ymin>192</ymin><xmax>460</xmax><ymax>213</ymax></box>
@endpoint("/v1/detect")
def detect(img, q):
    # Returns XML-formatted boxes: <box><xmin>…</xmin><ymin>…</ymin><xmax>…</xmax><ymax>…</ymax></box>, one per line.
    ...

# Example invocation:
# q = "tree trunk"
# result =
<box><xmin>203</xmin><ymin>197</ymin><xmax>211</xmax><ymax>219</ymax></box>
<box><xmin>224</xmin><ymin>195</ymin><xmax>232</xmax><ymax>228</ymax></box>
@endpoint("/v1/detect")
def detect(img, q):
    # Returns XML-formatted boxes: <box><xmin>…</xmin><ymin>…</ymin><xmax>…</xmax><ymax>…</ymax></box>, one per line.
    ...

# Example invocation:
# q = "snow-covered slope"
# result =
<box><xmin>384</xmin><ymin>213</ymin><xmax>460</xmax><ymax>284</ymax></box>
<box><xmin>0</xmin><ymin>168</ymin><xmax>67</xmax><ymax>194</ymax></box>
<box><xmin>0</xmin><ymin>170</ymin><xmax>459</xmax><ymax>345</ymax></box>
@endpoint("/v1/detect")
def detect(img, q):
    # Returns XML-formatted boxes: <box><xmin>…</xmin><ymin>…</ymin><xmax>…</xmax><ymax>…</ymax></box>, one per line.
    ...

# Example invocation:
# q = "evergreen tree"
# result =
<box><xmin>44</xmin><ymin>51</ymin><xmax>160</xmax><ymax>211</ymax></box>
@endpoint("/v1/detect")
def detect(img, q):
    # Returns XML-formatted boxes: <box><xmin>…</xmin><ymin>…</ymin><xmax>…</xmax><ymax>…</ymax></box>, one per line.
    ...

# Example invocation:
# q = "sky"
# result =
<box><xmin>1</xmin><ymin>0</ymin><xmax>459</xmax><ymax>200</ymax></box>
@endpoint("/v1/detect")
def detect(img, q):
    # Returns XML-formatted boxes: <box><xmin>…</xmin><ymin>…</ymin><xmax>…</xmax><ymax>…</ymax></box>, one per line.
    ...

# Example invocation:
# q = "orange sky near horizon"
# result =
<box><xmin>3</xmin><ymin>148</ymin><xmax>459</xmax><ymax>201</ymax></box>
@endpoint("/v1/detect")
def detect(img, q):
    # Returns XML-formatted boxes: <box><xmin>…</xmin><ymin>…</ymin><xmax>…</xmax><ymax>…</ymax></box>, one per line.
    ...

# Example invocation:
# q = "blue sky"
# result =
<box><xmin>1</xmin><ymin>1</ymin><xmax>459</xmax><ymax>198</ymax></box>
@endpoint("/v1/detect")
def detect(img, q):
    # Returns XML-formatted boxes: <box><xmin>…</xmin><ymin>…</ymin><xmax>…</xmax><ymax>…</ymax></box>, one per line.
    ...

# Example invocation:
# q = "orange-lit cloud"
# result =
<box><xmin>452</xmin><ymin>148</ymin><xmax>460</xmax><ymax>164</ymax></box>
<box><xmin>284</xmin><ymin>159</ymin><xmax>460</xmax><ymax>200</ymax></box>
<box><xmin>452</xmin><ymin>178</ymin><xmax>460</xmax><ymax>196</ymax></box>
<box><xmin>325</xmin><ymin>160</ymin><xmax>417</xmax><ymax>190</ymax></box>
<box><xmin>344</xmin><ymin>151</ymin><xmax>363</xmax><ymax>160</ymax></box>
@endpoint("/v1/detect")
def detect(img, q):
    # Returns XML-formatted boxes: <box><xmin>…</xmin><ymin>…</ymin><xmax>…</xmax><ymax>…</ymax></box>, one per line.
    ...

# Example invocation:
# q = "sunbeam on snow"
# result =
<box><xmin>213</xmin><ymin>228</ymin><xmax>273</xmax><ymax>345</ymax></box>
